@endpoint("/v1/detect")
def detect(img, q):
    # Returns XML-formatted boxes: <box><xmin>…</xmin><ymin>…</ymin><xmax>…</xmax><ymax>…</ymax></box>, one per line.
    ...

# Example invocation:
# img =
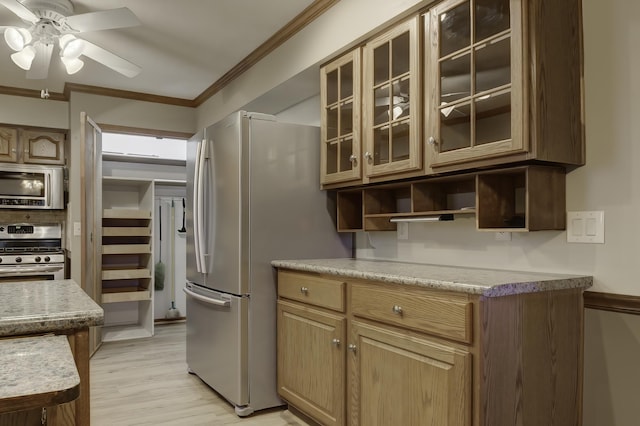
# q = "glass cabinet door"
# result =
<box><xmin>321</xmin><ymin>49</ymin><xmax>362</xmax><ymax>186</ymax></box>
<box><xmin>364</xmin><ymin>16</ymin><xmax>421</xmax><ymax>179</ymax></box>
<box><xmin>427</xmin><ymin>0</ymin><xmax>524</xmax><ymax>167</ymax></box>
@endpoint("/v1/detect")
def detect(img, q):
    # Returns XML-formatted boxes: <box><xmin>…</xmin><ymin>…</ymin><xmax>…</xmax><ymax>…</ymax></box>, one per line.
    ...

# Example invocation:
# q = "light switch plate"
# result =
<box><xmin>567</xmin><ymin>211</ymin><xmax>604</xmax><ymax>243</ymax></box>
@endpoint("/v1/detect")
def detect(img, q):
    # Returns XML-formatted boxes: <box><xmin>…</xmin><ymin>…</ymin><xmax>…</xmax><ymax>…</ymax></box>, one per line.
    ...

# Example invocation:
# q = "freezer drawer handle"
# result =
<box><xmin>183</xmin><ymin>287</ymin><xmax>230</xmax><ymax>307</ymax></box>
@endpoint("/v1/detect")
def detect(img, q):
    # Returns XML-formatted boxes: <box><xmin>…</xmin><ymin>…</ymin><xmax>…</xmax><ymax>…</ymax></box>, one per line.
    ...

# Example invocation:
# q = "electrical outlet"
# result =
<box><xmin>397</xmin><ymin>222</ymin><xmax>409</xmax><ymax>240</ymax></box>
<box><xmin>495</xmin><ymin>231</ymin><xmax>512</xmax><ymax>241</ymax></box>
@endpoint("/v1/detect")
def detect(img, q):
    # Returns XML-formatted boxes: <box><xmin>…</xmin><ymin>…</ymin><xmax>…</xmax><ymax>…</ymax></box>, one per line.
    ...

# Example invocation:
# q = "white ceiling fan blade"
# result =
<box><xmin>0</xmin><ymin>0</ymin><xmax>38</xmax><ymax>24</ymax></box>
<box><xmin>26</xmin><ymin>43</ymin><xmax>53</xmax><ymax>79</ymax></box>
<box><xmin>63</xmin><ymin>8</ymin><xmax>141</xmax><ymax>33</ymax></box>
<box><xmin>82</xmin><ymin>40</ymin><xmax>141</xmax><ymax>78</ymax></box>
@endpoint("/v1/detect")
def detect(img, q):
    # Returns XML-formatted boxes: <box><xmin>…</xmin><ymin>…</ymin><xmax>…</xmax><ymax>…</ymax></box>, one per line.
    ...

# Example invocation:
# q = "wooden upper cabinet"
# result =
<box><xmin>321</xmin><ymin>49</ymin><xmax>362</xmax><ymax>187</ymax></box>
<box><xmin>0</xmin><ymin>126</ymin><xmax>18</xmax><ymax>162</ymax></box>
<box><xmin>0</xmin><ymin>126</ymin><xmax>66</xmax><ymax>165</ymax></box>
<box><xmin>22</xmin><ymin>130</ymin><xmax>66</xmax><ymax>165</ymax></box>
<box><xmin>425</xmin><ymin>0</ymin><xmax>584</xmax><ymax>171</ymax></box>
<box><xmin>363</xmin><ymin>16</ymin><xmax>422</xmax><ymax>181</ymax></box>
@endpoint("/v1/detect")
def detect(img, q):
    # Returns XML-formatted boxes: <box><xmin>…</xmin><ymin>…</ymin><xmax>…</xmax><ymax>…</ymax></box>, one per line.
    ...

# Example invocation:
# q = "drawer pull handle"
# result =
<box><xmin>332</xmin><ymin>338</ymin><xmax>341</xmax><ymax>347</ymax></box>
<box><xmin>392</xmin><ymin>305</ymin><xmax>403</xmax><ymax>315</ymax></box>
<box><xmin>348</xmin><ymin>344</ymin><xmax>357</xmax><ymax>353</ymax></box>
<box><xmin>300</xmin><ymin>287</ymin><xmax>309</xmax><ymax>294</ymax></box>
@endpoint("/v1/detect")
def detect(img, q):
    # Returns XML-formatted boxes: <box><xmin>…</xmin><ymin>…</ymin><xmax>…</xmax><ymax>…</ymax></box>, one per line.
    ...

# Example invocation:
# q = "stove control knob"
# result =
<box><xmin>44</xmin><ymin>256</ymin><xmax>51</xmax><ymax>263</ymax></box>
<box><xmin>15</xmin><ymin>257</ymin><xmax>22</xmax><ymax>263</ymax></box>
<box><xmin>0</xmin><ymin>258</ymin><xmax>2</xmax><ymax>263</ymax></box>
<box><xmin>35</xmin><ymin>256</ymin><xmax>42</xmax><ymax>263</ymax></box>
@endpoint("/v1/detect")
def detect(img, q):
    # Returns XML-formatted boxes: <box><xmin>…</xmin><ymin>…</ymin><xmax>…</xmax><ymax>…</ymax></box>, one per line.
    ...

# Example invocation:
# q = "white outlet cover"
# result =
<box><xmin>495</xmin><ymin>231</ymin><xmax>512</xmax><ymax>241</ymax></box>
<box><xmin>567</xmin><ymin>211</ymin><xmax>604</xmax><ymax>243</ymax></box>
<box><xmin>397</xmin><ymin>222</ymin><xmax>409</xmax><ymax>240</ymax></box>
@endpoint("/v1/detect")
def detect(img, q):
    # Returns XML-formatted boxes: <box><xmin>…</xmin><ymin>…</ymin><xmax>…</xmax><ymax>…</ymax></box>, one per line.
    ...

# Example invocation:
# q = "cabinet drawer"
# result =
<box><xmin>351</xmin><ymin>283</ymin><xmax>473</xmax><ymax>343</ymax></box>
<box><xmin>278</xmin><ymin>271</ymin><xmax>345</xmax><ymax>312</ymax></box>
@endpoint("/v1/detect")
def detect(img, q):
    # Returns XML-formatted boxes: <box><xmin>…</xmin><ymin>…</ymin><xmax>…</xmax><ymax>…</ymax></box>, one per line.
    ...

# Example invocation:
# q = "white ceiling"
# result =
<box><xmin>0</xmin><ymin>0</ymin><xmax>316</xmax><ymax>100</ymax></box>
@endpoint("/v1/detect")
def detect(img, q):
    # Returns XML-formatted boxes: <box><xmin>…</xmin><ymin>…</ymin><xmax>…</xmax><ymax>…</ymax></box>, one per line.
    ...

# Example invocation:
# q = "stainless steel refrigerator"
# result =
<box><xmin>185</xmin><ymin>111</ymin><xmax>352</xmax><ymax>416</ymax></box>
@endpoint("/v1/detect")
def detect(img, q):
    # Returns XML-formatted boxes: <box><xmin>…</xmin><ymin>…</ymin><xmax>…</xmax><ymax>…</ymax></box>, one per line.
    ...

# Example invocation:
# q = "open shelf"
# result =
<box><xmin>101</xmin><ymin>177</ymin><xmax>155</xmax><ymax>341</ymax></box>
<box><xmin>102</xmin><ymin>244</ymin><xmax>151</xmax><ymax>255</ymax></box>
<box><xmin>102</xmin><ymin>324</ymin><xmax>153</xmax><ymax>342</ymax></box>
<box><xmin>103</xmin><ymin>208</ymin><xmax>152</xmax><ymax>219</ymax></box>
<box><xmin>102</xmin><ymin>290</ymin><xmax>151</xmax><ymax>304</ymax></box>
<box><xmin>476</xmin><ymin>166</ymin><xmax>566</xmax><ymax>231</ymax></box>
<box><xmin>336</xmin><ymin>165</ymin><xmax>566</xmax><ymax>232</ymax></box>
<box><xmin>337</xmin><ymin>190</ymin><xmax>363</xmax><ymax>232</ymax></box>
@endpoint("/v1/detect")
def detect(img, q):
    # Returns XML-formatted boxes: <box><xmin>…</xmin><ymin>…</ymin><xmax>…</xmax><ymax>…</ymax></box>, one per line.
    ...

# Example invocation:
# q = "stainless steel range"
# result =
<box><xmin>0</xmin><ymin>223</ymin><xmax>65</xmax><ymax>282</ymax></box>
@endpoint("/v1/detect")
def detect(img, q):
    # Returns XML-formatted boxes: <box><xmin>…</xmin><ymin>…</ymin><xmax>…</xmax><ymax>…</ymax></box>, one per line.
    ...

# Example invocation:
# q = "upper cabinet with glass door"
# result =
<box><xmin>363</xmin><ymin>16</ymin><xmax>421</xmax><ymax>183</ymax></box>
<box><xmin>426</xmin><ymin>0</ymin><xmax>584</xmax><ymax>171</ymax></box>
<box><xmin>320</xmin><ymin>49</ymin><xmax>362</xmax><ymax>188</ymax></box>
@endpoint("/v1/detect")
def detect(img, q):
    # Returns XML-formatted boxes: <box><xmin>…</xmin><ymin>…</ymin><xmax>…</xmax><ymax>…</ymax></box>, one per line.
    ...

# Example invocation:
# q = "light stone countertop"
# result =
<box><xmin>0</xmin><ymin>279</ymin><xmax>104</xmax><ymax>337</ymax></box>
<box><xmin>0</xmin><ymin>335</ymin><xmax>79</xmax><ymax>411</ymax></box>
<box><xmin>271</xmin><ymin>258</ymin><xmax>593</xmax><ymax>297</ymax></box>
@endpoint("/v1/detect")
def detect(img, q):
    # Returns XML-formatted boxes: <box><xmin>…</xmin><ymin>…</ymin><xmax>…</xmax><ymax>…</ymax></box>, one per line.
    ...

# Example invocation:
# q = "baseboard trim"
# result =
<box><xmin>584</xmin><ymin>291</ymin><xmax>640</xmax><ymax>315</ymax></box>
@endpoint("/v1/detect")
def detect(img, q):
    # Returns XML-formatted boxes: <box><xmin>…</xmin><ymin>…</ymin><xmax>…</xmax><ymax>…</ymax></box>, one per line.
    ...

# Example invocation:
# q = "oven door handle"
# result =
<box><xmin>0</xmin><ymin>266</ymin><xmax>64</xmax><ymax>276</ymax></box>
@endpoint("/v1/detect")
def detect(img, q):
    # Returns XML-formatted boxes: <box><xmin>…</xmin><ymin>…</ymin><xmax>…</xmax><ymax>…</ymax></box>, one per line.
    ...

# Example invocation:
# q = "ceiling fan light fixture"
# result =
<box><xmin>61</xmin><ymin>56</ymin><xmax>84</xmax><ymax>74</ymax></box>
<box><xmin>59</xmin><ymin>34</ymin><xmax>85</xmax><ymax>59</ymax></box>
<box><xmin>10</xmin><ymin>45</ymin><xmax>36</xmax><ymax>70</ymax></box>
<box><xmin>4</xmin><ymin>27</ymin><xmax>31</xmax><ymax>51</ymax></box>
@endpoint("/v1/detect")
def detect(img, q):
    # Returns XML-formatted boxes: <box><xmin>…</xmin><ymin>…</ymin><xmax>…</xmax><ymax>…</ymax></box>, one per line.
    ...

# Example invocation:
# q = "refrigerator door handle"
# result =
<box><xmin>183</xmin><ymin>286</ymin><xmax>230</xmax><ymax>307</ymax></box>
<box><xmin>194</xmin><ymin>138</ymin><xmax>208</xmax><ymax>274</ymax></box>
<box><xmin>193</xmin><ymin>139</ymin><xmax>202</xmax><ymax>273</ymax></box>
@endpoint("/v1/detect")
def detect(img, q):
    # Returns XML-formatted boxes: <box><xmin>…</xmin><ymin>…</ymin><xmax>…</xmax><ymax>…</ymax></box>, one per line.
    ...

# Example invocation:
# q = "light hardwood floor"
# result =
<box><xmin>90</xmin><ymin>322</ymin><xmax>311</xmax><ymax>426</ymax></box>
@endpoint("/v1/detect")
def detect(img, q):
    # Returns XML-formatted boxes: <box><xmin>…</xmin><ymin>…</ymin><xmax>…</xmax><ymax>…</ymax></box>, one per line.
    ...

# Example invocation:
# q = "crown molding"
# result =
<box><xmin>0</xmin><ymin>85</ymin><xmax>65</xmax><ymax>101</ymax></box>
<box><xmin>192</xmin><ymin>0</ymin><xmax>339</xmax><ymax>107</ymax></box>
<box><xmin>0</xmin><ymin>0</ymin><xmax>339</xmax><ymax>108</ymax></box>
<box><xmin>63</xmin><ymin>83</ymin><xmax>194</xmax><ymax>107</ymax></box>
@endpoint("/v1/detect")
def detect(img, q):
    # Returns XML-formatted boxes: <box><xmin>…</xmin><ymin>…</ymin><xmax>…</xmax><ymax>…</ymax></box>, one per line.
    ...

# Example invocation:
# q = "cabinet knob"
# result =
<box><xmin>427</xmin><ymin>136</ymin><xmax>437</xmax><ymax>146</ymax></box>
<box><xmin>332</xmin><ymin>338</ymin><xmax>341</xmax><ymax>347</ymax></box>
<box><xmin>392</xmin><ymin>305</ymin><xmax>403</xmax><ymax>315</ymax></box>
<box><xmin>300</xmin><ymin>287</ymin><xmax>309</xmax><ymax>294</ymax></box>
<box><xmin>364</xmin><ymin>151</ymin><xmax>373</xmax><ymax>161</ymax></box>
<box><xmin>349</xmin><ymin>154</ymin><xmax>357</xmax><ymax>162</ymax></box>
<box><xmin>348</xmin><ymin>343</ymin><xmax>357</xmax><ymax>353</ymax></box>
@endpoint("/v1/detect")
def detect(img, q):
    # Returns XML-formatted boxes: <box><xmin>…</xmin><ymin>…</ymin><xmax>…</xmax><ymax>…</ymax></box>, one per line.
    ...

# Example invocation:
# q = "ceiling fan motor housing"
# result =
<box><xmin>20</xmin><ymin>0</ymin><xmax>73</xmax><ymax>23</ymax></box>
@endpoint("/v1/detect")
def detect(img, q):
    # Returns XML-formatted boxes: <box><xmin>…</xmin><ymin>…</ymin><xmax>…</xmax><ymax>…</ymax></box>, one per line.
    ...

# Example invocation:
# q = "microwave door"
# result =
<box><xmin>0</xmin><ymin>165</ymin><xmax>63</xmax><ymax>209</ymax></box>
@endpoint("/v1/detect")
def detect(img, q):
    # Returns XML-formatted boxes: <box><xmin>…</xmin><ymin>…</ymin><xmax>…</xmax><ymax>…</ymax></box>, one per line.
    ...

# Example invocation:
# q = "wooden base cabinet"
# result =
<box><xmin>277</xmin><ymin>301</ymin><xmax>345</xmax><ymax>426</ymax></box>
<box><xmin>349</xmin><ymin>321</ymin><xmax>471</xmax><ymax>426</ymax></box>
<box><xmin>276</xmin><ymin>269</ymin><xmax>584</xmax><ymax>426</ymax></box>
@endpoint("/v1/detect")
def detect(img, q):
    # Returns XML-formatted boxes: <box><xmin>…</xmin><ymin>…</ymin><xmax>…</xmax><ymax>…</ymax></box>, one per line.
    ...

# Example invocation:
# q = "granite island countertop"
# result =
<box><xmin>272</xmin><ymin>258</ymin><xmax>592</xmax><ymax>297</ymax></box>
<box><xmin>0</xmin><ymin>335</ymin><xmax>80</xmax><ymax>414</ymax></box>
<box><xmin>0</xmin><ymin>279</ymin><xmax>104</xmax><ymax>337</ymax></box>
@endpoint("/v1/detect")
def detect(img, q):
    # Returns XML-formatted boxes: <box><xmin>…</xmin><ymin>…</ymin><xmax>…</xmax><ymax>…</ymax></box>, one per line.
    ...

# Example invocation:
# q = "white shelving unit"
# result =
<box><xmin>101</xmin><ymin>177</ymin><xmax>155</xmax><ymax>342</ymax></box>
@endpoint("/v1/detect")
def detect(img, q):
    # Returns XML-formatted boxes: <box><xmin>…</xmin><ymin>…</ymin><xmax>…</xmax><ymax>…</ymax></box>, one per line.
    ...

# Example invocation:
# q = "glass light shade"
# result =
<box><xmin>61</xmin><ymin>56</ymin><xmax>84</xmax><ymax>74</ymax></box>
<box><xmin>11</xmin><ymin>46</ymin><xmax>36</xmax><ymax>70</ymax></box>
<box><xmin>59</xmin><ymin>35</ymin><xmax>85</xmax><ymax>59</ymax></box>
<box><xmin>4</xmin><ymin>27</ymin><xmax>31</xmax><ymax>51</ymax></box>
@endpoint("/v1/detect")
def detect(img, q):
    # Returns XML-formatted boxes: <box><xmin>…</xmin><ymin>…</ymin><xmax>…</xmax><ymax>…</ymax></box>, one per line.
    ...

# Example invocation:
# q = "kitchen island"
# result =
<box><xmin>0</xmin><ymin>280</ymin><xmax>103</xmax><ymax>425</ymax></box>
<box><xmin>273</xmin><ymin>258</ymin><xmax>592</xmax><ymax>426</ymax></box>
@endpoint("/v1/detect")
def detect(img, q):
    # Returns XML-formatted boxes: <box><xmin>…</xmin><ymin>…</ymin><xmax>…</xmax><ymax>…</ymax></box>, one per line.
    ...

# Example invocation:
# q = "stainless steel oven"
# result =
<box><xmin>0</xmin><ymin>224</ymin><xmax>65</xmax><ymax>282</ymax></box>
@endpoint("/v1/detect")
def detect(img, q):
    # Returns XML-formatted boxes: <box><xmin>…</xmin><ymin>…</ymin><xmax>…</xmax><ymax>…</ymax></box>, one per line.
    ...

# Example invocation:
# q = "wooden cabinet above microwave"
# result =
<box><xmin>0</xmin><ymin>125</ymin><xmax>66</xmax><ymax>166</ymax></box>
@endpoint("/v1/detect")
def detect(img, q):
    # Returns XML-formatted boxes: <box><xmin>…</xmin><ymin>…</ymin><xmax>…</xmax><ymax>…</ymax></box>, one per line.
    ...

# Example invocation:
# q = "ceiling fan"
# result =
<box><xmin>0</xmin><ymin>0</ymin><xmax>142</xmax><ymax>79</ymax></box>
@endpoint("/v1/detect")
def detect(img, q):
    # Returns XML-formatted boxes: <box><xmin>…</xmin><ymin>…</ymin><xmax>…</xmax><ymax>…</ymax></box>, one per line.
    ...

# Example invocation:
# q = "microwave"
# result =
<box><xmin>0</xmin><ymin>164</ymin><xmax>64</xmax><ymax>209</ymax></box>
